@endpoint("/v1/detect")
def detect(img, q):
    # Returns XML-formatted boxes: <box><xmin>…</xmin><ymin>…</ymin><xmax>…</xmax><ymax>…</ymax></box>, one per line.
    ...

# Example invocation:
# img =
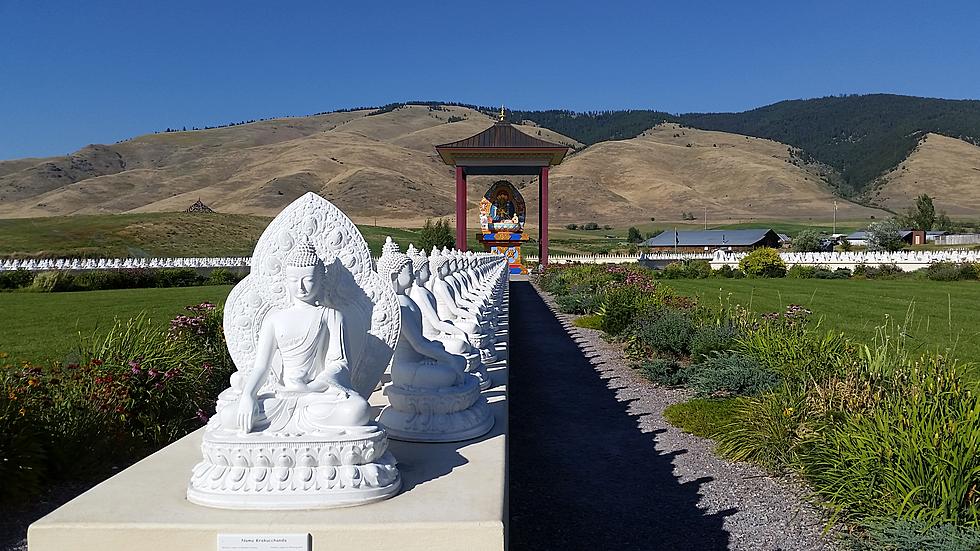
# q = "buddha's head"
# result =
<box><xmin>409</xmin><ymin>246</ymin><xmax>430</xmax><ymax>285</ymax></box>
<box><xmin>285</xmin><ymin>240</ymin><xmax>324</xmax><ymax>306</ymax></box>
<box><xmin>377</xmin><ymin>237</ymin><xmax>413</xmax><ymax>294</ymax></box>
<box><xmin>429</xmin><ymin>253</ymin><xmax>449</xmax><ymax>281</ymax></box>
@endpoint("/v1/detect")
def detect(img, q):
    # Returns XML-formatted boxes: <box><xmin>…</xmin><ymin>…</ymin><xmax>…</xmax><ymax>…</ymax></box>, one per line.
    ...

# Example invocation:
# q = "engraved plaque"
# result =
<box><xmin>217</xmin><ymin>533</ymin><xmax>310</xmax><ymax>551</ymax></box>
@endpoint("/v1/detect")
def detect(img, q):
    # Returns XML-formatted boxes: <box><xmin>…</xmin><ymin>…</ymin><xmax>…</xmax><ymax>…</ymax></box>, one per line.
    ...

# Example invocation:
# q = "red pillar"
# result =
<box><xmin>540</xmin><ymin>166</ymin><xmax>549</xmax><ymax>267</ymax></box>
<box><xmin>455</xmin><ymin>166</ymin><xmax>467</xmax><ymax>251</ymax></box>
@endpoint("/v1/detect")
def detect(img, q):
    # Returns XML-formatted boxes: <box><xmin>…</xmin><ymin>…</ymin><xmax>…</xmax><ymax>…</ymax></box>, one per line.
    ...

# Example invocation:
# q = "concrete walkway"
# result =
<box><xmin>508</xmin><ymin>281</ymin><xmax>730</xmax><ymax>550</ymax></box>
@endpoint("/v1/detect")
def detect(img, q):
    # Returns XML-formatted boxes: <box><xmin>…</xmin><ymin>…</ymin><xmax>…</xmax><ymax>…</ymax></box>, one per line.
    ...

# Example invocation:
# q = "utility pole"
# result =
<box><xmin>833</xmin><ymin>200</ymin><xmax>837</xmax><ymax>235</ymax></box>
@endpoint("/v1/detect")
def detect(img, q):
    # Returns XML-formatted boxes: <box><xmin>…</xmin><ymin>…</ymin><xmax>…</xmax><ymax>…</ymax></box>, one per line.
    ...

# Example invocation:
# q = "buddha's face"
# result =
<box><xmin>416</xmin><ymin>264</ymin><xmax>430</xmax><ymax>285</ymax></box>
<box><xmin>395</xmin><ymin>263</ymin><xmax>413</xmax><ymax>292</ymax></box>
<box><xmin>438</xmin><ymin>262</ymin><xmax>450</xmax><ymax>279</ymax></box>
<box><xmin>285</xmin><ymin>265</ymin><xmax>322</xmax><ymax>305</ymax></box>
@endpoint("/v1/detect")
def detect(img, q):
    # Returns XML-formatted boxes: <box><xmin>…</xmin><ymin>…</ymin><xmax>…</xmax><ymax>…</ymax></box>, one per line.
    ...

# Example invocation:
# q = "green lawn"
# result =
<box><xmin>664</xmin><ymin>278</ymin><xmax>980</xmax><ymax>377</ymax></box>
<box><xmin>0</xmin><ymin>213</ymin><xmax>422</xmax><ymax>258</ymax></box>
<box><xmin>0</xmin><ymin>285</ymin><xmax>234</xmax><ymax>363</ymax></box>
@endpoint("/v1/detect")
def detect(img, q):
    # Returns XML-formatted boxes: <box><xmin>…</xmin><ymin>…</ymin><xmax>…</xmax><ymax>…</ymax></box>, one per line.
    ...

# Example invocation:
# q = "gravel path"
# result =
<box><xmin>508</xmin><ymin>280</ymin><xmax>837</xmax><ymax>551</ymax></box>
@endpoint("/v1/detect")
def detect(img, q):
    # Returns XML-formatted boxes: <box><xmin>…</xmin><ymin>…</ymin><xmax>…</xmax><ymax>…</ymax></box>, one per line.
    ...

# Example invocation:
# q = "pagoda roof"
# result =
<box><xmin>436</xmin><ymin>121</ymin><xmax>570</xmax><ymax>166</ymax></box>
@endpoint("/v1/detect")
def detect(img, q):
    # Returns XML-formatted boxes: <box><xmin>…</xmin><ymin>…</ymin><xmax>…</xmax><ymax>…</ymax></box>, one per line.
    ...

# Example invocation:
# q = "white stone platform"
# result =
<box><xmin>28</xmin><ymin>293</ymin><xmax>509</xmax><ymax>551</ymax></box>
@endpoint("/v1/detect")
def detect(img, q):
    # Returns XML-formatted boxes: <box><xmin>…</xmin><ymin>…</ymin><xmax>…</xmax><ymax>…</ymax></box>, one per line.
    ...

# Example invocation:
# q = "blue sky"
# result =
<box><xmin>1</xmin><ymin>0</ymin><xmax>978</xmax><ymax>159</ymax></box>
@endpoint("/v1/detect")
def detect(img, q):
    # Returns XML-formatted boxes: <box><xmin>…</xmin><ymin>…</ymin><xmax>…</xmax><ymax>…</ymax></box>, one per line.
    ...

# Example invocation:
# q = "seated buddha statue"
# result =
<box><xmin>406</xmin><ymin>245</ymin><xmax>491</xmax><ymax>389</ymax></box>
<box><xmin>217</xmin><ymin>240</ymin><xmax>370</xmax><ymax>435</ymax></box>
<box><xmin>378</xmin><ymin>237</ymin><xmax>493</xmax><ymax>442</ymax></box>
<box><xmin>378</xmin><ymin>238</ymin><xmax>465</xmax><ymax>389</ymax></box>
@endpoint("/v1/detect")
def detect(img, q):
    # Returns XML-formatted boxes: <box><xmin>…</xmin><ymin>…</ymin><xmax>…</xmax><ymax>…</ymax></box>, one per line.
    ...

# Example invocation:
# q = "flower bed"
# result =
<box><xmin>537</xmin><ymin>263</ymin><xmax>980</xmax><ymax>550</ymax></box>
<box><xmin>0</xmin><ymin>303</ymin><xmax>234</xmax><ymax>504</ymax></box>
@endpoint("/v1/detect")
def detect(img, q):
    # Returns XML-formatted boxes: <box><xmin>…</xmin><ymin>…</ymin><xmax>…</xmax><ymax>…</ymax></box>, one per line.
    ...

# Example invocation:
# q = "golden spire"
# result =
<box><xmin>498</xmin><ymin>105</ymin><xmax>505</xmax><ymax>122</ymax></box>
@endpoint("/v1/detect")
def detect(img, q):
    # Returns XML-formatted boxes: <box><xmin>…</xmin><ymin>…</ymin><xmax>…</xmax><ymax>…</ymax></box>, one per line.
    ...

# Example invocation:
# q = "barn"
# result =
<box><xmin>643</xmin><ymin>229</ymin><xmax>782</xmax><ymax>253</ymax></box>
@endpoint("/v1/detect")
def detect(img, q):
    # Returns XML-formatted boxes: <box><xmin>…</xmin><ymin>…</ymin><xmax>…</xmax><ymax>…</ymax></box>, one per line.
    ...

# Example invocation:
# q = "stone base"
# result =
<box><xmin>379</xmin><ymin>375</ymin><xmax>494</xmax><ymax>443</ymax></box>
<box><xmin>187</xmin><ymin>426</ymin><xmax>401</xmax><ymax>510</ymax></box>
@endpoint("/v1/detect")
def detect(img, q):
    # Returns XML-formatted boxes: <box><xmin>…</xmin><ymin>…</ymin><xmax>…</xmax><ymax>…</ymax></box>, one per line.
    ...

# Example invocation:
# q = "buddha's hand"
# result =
<box><xmin>237</xmin><ymin>395</ymin><xmax>256</xmax><ymax>433</ymax></box>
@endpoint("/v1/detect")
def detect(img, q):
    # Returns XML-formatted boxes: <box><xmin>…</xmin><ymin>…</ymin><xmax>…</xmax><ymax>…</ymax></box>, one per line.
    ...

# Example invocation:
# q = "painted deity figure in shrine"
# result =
<box><xmin>480</xmin><ymin>181</ymin><xmax>525</xmax><ymax>234</ymax></box>
<box><xmin>490</xmin><ymin>189</ymin><xmax>516</xmax><ymax>223</ymax></box>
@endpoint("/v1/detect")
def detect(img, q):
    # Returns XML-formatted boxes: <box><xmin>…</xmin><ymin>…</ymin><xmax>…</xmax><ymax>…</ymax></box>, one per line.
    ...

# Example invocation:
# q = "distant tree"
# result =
<box><xmin>565</xmin><ymin>223</ymin><xmax>578</xmax><ymax>230</ymax></box>
<box><xmin>867</xmin><ymin>218</ymin><xmax>907</xmax><ymax>252</ymax></box>
<box><xmin>583</xmin><ymin>222</ymin><xmax>599</xmax><ymax>231</ymax></box>
<box><xmin>627</xmin><ymin>227</ymin><xmax>643</xmax><ymax>243</ymax></box>
<box><xmin>417</xmin><ymin>218</ymin><xmax>455</xmax><ymax>251</ymax></box>
<box><xmin>900</xmin><ymin>194</ymin><xmax>937</xmax><ymax>230</ymax></box>
<box><xmin>603</xmin><ymin>224</ymin><xmax>612</xmax><ymax>230</ymax></box>
<box><xmin>935</xmin><ymin>212</ymin><xmax>953</xmax><ymax>232</ymax></box>
<box><xmin>792</xmin><ymin>229</ymin><xmax>823</xmax><ymax>252</ymax></box>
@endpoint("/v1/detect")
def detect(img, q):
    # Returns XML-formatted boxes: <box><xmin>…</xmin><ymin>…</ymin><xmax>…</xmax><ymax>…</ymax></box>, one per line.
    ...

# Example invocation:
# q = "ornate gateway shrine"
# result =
<box><xmin>435</xmin><ymin>110</ymin><xmax>570</xmax><ymax>270</ymax></box>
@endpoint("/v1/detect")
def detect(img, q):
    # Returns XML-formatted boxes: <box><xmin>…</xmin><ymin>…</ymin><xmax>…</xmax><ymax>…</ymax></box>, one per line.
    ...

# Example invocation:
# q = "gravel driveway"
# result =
<box><xmin>508</xmin><ymin>280</ymin><xmax>837</xmax><ymax>550</ymax></box>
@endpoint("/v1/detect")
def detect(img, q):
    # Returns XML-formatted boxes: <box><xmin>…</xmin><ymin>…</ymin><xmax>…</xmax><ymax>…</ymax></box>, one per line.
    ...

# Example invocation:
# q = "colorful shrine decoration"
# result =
<box><xmin>435</xmin><ymin>110</ymin><xmax>570</xmax><ymax>268</ymax></box>
<box><xmin>478</xmin><ymin>181</ymin><xmax>529</xmax><ymax>274</ymax></box>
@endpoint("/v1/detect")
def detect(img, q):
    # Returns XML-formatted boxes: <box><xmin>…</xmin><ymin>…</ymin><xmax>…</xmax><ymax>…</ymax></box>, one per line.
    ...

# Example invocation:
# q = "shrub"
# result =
<box><xmin>555</xmin><ymin>292</ymin><xmax>597</xmax><ymax>315</ymax></box>
<box><xmin>29</xmin><ymin>271</ymin><xmax>77</xmax><ymax>292</ymax></box>
<box><xmin>848</xmin><ymin>517</ymin><xmax>980</xmax><ymax>551</ymax></box>
<box><xmin>924</xmin><ymin>262</ymin><xmax>977</xmax><ymax>282</ymax></box>
<box><xmin>689</xmin><ymin>323</ymin><xmax>739</xmax><ymax>360</ymax></box>
<box><xmin>867</xmin><ymin>218</ymin><xmax>908</xmax><ymax>252</ymax></box>
<box><xmin>636</xmin><ymin>358</ymin><xmax>688</xmax><ymax>386</ymax></box>
<box><xmin>206</xmin><ymin>268</ymin><xmax>242</xmax><ymax>285</ymax></box>
<box><xmin>738</xmin><ymin>248</ymin><xmax>786</xmax><ymax>278</ymax></box>
<box><xmin>582</xmin><ymin>222</ymin><xmax>600</xmax><ymax>231</ymax></box>
<box><xmin>0</xmin><ymin>268</ymin><xmax>34</xmax><ymax>290</ymax></box>
<box><xmin>793</xmin><ymin>229</ymin><xmax>824</xmax><ymax>252</ymax></box>
<box><xmin>662</xmin><ymin>261</ymin><xmax>688</xmax><ymax>279</ymax></box>
<box><xmin>625</xmin><ymin>305</ymin><xmax>695</xmax><ymax>358</ymax></box>
<box><xmin>565</xmin><ymin>223</ymin><xmax>578</xmax><ymax>230</ymax></box>
<box><xmin>736</xmin><ymin>307</ymin><xmax>853</xmax><ymax>383</ymax></box>
<box><xmin>714</xmin><ymin>265</ymin><xmax>736</xmax><ymax>278</ymax></box>
<box><xmin>800</xmin><ymin>354</ymin><xmax>980</xmax><ymax>526</ymax></box>
<box><xmin>0</xmin><ymin>369</ymin><xmax>46</xmax><ymax>503</ymax></box>
<box><xmin>73</xmin><ymin>269</ymin><xmax>138</xmax><ymax>291</ymax></box>
<box><xmin>661</xmin><ymin>259</ymin><xmax>712</xmax><ymax>279</ymax></box>
<box><xmin>597</xmin><ymin>280</ymin><xmax>671</xmax><ymax>336</ymax></box>
<box><xmin>687</xmin><ymin>352</ymin><xmax>780</xmax><ymax>397</ymax></box>
<box><xmin>155</xmin><ymin>268</ymin><xmax>203</xmax><ymax>288</ymax></box>
<box><xmin>417</xmin><ymin>218</ymin><xmax>455</xmax><ymax>251</ymax></box>
<box><xmin>787</xmin><ymin>264</ymin><xmax>817</xmax><ymax>279</ymax></box>
<box><xmin>716</xmin><ymin>386</ymin><xmax>811</xmax><ymax>470</ymax></box>
<box><xmin>853</xmin><ymin>263</ymin><xmax>904</xmax><ymax>279</ymax></box>
<box><xmin>0</xmin><ymin>302</ymin><xmax>233</xmax><ymax>502</ymax></box>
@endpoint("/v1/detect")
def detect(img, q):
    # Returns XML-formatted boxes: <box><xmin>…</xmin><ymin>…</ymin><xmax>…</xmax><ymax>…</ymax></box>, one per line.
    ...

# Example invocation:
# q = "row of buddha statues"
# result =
<box><xmin>187</xmin><ymin>193</ymin><xmax>508</xmax><ymax>509</ymax></box>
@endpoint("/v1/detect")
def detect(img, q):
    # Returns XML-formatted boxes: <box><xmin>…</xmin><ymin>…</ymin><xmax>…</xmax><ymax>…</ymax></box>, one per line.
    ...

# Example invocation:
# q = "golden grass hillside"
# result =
<box><xmin>872</xmin><ymin>133</ymin><xmax>980</xmax><ymax>216</ymax></box>
<box><xmin>0</xmin><ymin>107</ymin><xmax>887</xmax><ymax>226</ymax></box>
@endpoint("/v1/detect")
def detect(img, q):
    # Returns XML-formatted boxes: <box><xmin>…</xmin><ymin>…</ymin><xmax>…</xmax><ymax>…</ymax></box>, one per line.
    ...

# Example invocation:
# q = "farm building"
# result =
<box><xmin>845</xmin><ymin>230</ymin><xmax>921</xmax><ymax>247</ymax></box>
<box><xmin>643</xmin><ymin>229</ymin><xmax>781</xmax><ymax>252</ymax></box>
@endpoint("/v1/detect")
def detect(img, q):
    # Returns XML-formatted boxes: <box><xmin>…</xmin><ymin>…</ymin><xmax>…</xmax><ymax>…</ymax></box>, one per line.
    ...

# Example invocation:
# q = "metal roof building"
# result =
<box><xmin>643</xmin><ymin>229</ymin><xmax>781</xmax><ymax>251</ymax></box>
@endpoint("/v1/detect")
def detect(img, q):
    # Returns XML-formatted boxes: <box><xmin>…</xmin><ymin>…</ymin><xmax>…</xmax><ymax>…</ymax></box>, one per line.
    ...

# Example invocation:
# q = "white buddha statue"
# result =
<box><xmin>377</xmin><ymin>238</ymin><xmax>493</xmax><ymax>442</ymax></box>
<box><xmin>427</xmin><ymin>248</ymin><xmax>498</xmax><ymax>363</ymax></box>
<box><xmin>406</xmin><ymin>245</ymin><xmax>491</xmax><ymax>390</ymax></box>
<box><xmin>223</xmin><ymin>240</ymin><xmax>371</xmax><ymax>435</ymax></box>
<box><xmin>188</xmin><ymin>192</ymin><xmax>401</xmax><ymax>510</ymax></box>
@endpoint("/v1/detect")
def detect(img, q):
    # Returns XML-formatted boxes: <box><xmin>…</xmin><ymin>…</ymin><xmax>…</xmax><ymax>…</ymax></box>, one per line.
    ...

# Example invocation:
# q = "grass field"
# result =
<box><xmin>664</xmin><ymin>278</ymin><xmax>980</xmax><ymax>377</ymax></box>
<box><xmin>0</xmin><ymin>212</ymin><xmax>882</xmax><ymax>259</ymax></box>
<box><xmin>0</xmin><ymin>285</ymin><xmax>235</xmax><ymax>363</ymax></box>
<box><xmin>0</xmin><ymin>213</ymin><xmax>424</xmax><ymax>258</ymax></box>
